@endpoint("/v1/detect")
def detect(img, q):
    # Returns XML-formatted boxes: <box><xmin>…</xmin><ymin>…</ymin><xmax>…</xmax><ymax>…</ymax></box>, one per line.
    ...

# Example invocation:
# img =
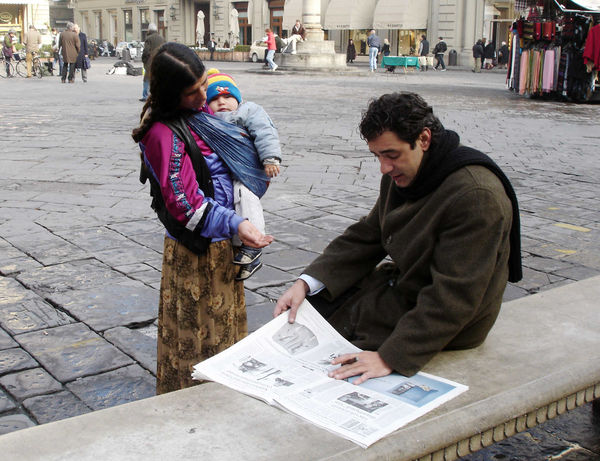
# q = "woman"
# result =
<box><xmin>346</xmin><ymin>39</ymin><xmax>356</xmax><ymax>63</ymax></box>
<box><xmin>131</xmin><ymin>43</ymin><xmax>273</xmax><ymax>394</ymax></box>
<box><xmin>382</xmin><ymin>38</ymin><xmax>392</xmax><ymax>72</ymax></box>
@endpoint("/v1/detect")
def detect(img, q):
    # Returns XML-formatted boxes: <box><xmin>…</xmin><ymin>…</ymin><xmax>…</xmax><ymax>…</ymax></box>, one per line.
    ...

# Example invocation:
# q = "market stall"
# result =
<box><xmin>506</xmin><ymin>0</ymin><xmax>600</xmax><ymax>102</ymax></box>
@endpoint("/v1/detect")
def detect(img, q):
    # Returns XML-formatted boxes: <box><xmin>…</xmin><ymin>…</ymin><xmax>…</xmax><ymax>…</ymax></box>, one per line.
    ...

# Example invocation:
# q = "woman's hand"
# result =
<box><xmin>264</xmin><ymin>164</ymin><xmax>280</xmax><ymax>178</ymax></box>
<box><xmin>237</xmin><ymin>220</ymin><xmax>273</xmax><ymax>248</ymax></box>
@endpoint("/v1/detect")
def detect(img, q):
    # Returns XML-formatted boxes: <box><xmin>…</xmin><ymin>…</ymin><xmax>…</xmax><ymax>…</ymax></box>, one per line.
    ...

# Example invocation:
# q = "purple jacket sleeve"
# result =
<box><xmin>141</xmin><ymin>122</ymin><xmax>244</xmax><ymax>240</ymax></box>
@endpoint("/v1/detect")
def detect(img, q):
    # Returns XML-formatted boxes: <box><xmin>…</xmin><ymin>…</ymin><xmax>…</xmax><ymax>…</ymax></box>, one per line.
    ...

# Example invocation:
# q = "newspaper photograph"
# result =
<box><xmin>192</xmin><ymin>300</ymin><xmax>468</xmax><ymax>448</ymax></box>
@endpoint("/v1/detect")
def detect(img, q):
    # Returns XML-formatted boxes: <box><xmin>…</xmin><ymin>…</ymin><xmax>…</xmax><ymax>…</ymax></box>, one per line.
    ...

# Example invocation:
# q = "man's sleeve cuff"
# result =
<box><xmin>298</xmin><ymin>274</ymin><xmax>325</xmax><ymax>296</ymax></box>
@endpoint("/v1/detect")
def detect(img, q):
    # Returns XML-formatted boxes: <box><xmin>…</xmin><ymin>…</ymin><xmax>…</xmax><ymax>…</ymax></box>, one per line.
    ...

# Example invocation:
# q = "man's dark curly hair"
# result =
<box><xmin>359</xmin><ymin>93</ymin><xmax>445</xmax><ymax>149</ymax></box>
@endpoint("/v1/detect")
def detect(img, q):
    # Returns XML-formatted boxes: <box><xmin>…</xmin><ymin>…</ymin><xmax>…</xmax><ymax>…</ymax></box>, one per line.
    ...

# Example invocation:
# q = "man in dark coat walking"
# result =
<box><xmin>140</xmin><ymin>23</ymin><xmax>165</xmax><ymax>101</ymax></box>
<box><xmin>59</xmin><ymin>22</ymin><xmax>80</xmax><ymax>83</ymax></box>
<box><xmin>207</xmin><ymin>36</ymin><xmax>216</xmax><ymax>61</ymax></box>
<box><xmin>432</xmin><ymin>37</ymin><xmax>447</xmax><ymax>70</ymax></box>
<box><xmin>73</xmin><ymin>24</ymin><xmax>88</xmax><ymax>82</ymax></box>
<box><xmin>275</xmin><ymin>93</ymin><xmax>521</xmax><ymax>384</ymax></box>
<box><xmin>472</xmin><ymin>39</ymin><xmax>484</xmax><ymax>73</ymax></box>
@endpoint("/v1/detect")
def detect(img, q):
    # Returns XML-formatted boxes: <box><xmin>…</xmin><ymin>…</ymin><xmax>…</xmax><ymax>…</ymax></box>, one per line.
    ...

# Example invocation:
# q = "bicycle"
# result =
<box><xmin>0</xmin><ymin>55</ymin><xmax>16</xmax><ymax>78</ymax></box>
<box><xmin>15</xmin><ymin>51</ymin><xmax>43</xmax><ymax>78</ymax></box>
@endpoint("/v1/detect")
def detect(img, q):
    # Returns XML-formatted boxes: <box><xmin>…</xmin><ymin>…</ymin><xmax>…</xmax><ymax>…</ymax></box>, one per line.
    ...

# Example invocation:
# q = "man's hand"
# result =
<box><xmin>328</xmin><ymin>351</ymin><xmax>392</xmax><ymax>385</ymax></box>
<box><xmin>237</xmin><ymin>220</ymin><xmax>273</xmax><ymax>248</ymax></box>
<box><xmin>264</xmin><ymin>164</ymin><xmax>280</xmax><ymax>178</ymax></box>
<box><xmin>274</xmin><ymin>279</ymin><xmax>309</xmax><ymax>323</ymax></box>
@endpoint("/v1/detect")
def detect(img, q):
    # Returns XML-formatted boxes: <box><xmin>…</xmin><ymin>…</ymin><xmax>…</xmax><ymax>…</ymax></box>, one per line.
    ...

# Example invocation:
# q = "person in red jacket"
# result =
<box><xmin>264</xmin><ymin>28</ymin><xmax>278</xmax><ymax>71</ymax></box>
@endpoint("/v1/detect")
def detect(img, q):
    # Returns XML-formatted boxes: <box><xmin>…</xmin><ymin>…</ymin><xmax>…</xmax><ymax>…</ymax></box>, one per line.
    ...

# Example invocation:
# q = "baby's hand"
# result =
<box><xmin>265</xmin><ymin>164</ymin><xmax>280</xmax><ymax>178</ymax></box>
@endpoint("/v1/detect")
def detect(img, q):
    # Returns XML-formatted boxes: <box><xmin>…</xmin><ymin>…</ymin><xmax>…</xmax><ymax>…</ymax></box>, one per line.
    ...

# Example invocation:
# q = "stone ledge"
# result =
<box><xmin>0</xmin><ymin>276</ymin><xmax>598</xmax><ymax>460</ymax></box>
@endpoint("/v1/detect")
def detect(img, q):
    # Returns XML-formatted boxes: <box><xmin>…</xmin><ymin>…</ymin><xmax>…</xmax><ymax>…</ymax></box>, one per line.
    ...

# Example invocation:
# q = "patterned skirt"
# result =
<box><xmin>156</xmin><ymin>237</ymin><xmax>246</xmax><ymax>394</ymax></box>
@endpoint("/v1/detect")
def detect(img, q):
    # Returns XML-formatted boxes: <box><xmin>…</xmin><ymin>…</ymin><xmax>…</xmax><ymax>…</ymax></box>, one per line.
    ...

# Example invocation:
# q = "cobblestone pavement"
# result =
<box><xmin>1</xmin><ymin>58</ymin><xmax>599</xmax><ymax>458</ymax></box>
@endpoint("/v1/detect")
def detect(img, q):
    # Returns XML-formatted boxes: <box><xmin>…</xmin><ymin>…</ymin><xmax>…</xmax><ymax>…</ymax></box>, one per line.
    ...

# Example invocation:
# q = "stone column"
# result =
<box><xmin>302</xmin><ymin>0</ymin><xmax>324</xmax><ymax>42</ymax></box>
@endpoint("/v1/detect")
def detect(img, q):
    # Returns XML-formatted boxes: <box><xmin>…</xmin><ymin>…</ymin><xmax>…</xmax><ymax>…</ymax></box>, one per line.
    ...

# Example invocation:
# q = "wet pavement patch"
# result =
<box><xmin>14</xmin><ymin>323</ymin><xmax>133</xmax><ymax>382</ymax></box>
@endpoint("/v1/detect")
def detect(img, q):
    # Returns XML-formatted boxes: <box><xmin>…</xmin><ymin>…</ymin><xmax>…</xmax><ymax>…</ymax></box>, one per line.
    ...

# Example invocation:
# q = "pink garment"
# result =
<box><xmin>519</xmin><ymin>50</ymin><xmax>529</xmax><ymax>95</ymax></box>
<box><xmin>542</xmin><ymin>49</ymin><xmax>555</xmax><ymax>92</ymax></box>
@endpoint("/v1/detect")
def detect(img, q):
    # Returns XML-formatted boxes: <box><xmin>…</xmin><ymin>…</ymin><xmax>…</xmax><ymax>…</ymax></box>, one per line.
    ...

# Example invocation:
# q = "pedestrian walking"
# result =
<box><xmin>346</xmin><ymin>38</ymin><xmax>356</xmax><ymax>63</ymax></box>
<box><xmin>207</xmin><ymin>36</ymin><xmax>216</xmax><ymax>61</ymax></box>
<box><xmin>51</xmin><ymin>28</ymin><xmax>63</xmax><ymax>76</ymax></box>
<box><xmin>140</xmin><ymin>23</ymin><xmax>164</xmax><ymax>101</ymax></box>
<box><xmin>59</xmin><ymin>22</ymin><xmax>80</xmax><ymax>83</ymax></box>
<box><xmin>131</xmin><ymin>42</ymin><xmax>273</xmax><ymax>394</ymax></box>
<box><xmin>472</xmin><ymin>39</ymin><xmax>484</xmax><ymax>73</ymax></box>
<box><xmin>433</xmin><ymin>37</ymin><xmax>447</xmax><ymax>71</ymax></box>
<box><xmin>2</xmin><ymin>29</ymin><xmax>17</xmax><ymax>78</ymax></box>
<box><xmin>484</xmin><ymin>40</ymin><xmax>496</xmax><ymax>69</ymax></box>
<box><xmin>497</xmin><ymin>41</ymin><xmax>509</xmax><ymax>69</ymax></box>
<box><xmin>73</xmin><ymin>24</ymin><xmax>89</xmax><ymax>83</ymax></box>
<box><xmin>367</xmin><ymin>29</ymin><xmax>381</xmax><ymax>72</ymax></box>
<box><xmin>23</xmin><ymin>25</ymin><xmax>42</xmax><ymax>78</ymax></box>
<box><xmin>419</xmin><ymin>35</ymin><xmax>430</xmax><ymax>71</ymax></box>
<box><xmin>264</xmin><ymin>28</ymin><xmax>278</xmax><ymax>71</ymax></box>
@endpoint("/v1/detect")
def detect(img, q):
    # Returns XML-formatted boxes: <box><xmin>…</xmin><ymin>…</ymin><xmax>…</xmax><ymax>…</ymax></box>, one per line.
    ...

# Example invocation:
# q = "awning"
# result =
<box><xmin>323</xmin><ymin>0</ymin><xmax>377</xmax><ymax>30</ymax></box>
<box><xmin>554</xmin><ymin>0</ymin><xmax>600</xmax><ymax>11</ymax></box>
<box><xmin>372</xmin><ymin>0</ymin><xmax>428</xmax><ymax>30</ymax></box>
<box><xmin>283</xmin><ymin>0</ymin><xmax>303</xmax><ymax>30</ymax></box>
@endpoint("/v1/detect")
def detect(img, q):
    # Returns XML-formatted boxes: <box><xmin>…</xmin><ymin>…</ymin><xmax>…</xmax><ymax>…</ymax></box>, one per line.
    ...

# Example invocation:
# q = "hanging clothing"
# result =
<box><xmin>583</xmin><ymin>24</ymin><xmax>600</xmax><ymax>71</ymax></box>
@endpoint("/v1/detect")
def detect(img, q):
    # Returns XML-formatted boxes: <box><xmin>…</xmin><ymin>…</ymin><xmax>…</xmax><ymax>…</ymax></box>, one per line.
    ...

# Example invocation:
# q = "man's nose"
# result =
<box><xmin>379</xmin><ymin>157</ymin><xmax>393</xmax><ymax>174</ymax></box>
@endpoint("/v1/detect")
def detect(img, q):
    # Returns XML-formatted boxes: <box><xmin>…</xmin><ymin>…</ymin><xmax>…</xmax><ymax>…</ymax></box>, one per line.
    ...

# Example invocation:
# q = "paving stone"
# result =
<box><xmin>22</xmin><ymin>390</ymin><xmax>92</xmax><ymax>424</ymax></box>
<box><xmin>262</xmin><ymin>248</ymin><xmax>319</xmax><ymax>271</ymax></box>
<box><xmin>104</xmin><ymin>327</ymin><xmax>157</xmax><ymax>375</ymax></box>
<box><xmin>0</xmin><ymin>413</ymin><xmax>36</xmax><ymax>435</ymax></box>
<box><xmin>552</xmin><ymin>265</ymin><xmax>600</xmax><ymax>281</ymax></box>
<box><xmin>0</xmin><ymin>348</ymin><xmax>37</xmax><ymax>376</ymax></box>
<box><xmin>0</xmin><ymin>296</ymin><xmax>73</xmax><ymax>335</ymax></box>
<box><xmin>0</xmin><ymin>367</ymin><xmax>62</xmax><ymax>401</ymax></box>
<box><xmin>67</xmin><ymin>364</ymin><xmax>156</xmax><ymax>411</ymax></box>
<box><xmin>92</xmin><ymin>245</ymin><xmax>161</xmax><ymax>267</ymax></box>
<box><xmin>0</xmin><ymin>277</ymin><xmax>37</xmax><ymax>306</ymax></box>
<box><xmin>0</xmin><ymin>328</ymin><xmax>17</xmax><ymax>351</ymax></box>
<box><xmin>247</xmin><ymin>301</ymin><xmax>276</xmax><ymax>333</ymax></box>
<box><xmin>540</xmin><ymin>402</ymin><xmax>600</xmax><ymax>454</ymax></box>
<box><xmin>15</xmin><ymin>323</ymin><xmax>133</xmax><ymax>382</ymax></box>
<box><xmin>502</xmin><ymin>283</ymin><xmax>529</xmax><ymax>302</ymax></box>
<box><xmin>242</xmin><ymin>264</ymin><xmax>296</xmax><ymax>291</ymax></box>
<box><xmin>244</xmin><ymin>289</ymin><xmax>269</xmax><ymax>307</ymax></box>
<box><xmin>45</xmin><ymin>281</ymin><xmax>158</xmax><ymax>331</ymax></box>
<box><xmin>0</xmin><ymin>387</ymin><xmax>16</xmax><ymax>413</ymax></box>
<box><xmin>53</xmin><ymin>227</ymin><xmax>134</xmax><ymax>252</ymax></box>
<box><xmin>15</xmin><ymin>259</ymin><xmax>126</xmax><ymax>294</ymax></box>
<box><xmin>0</xmin><ymin>257</ymin><xmax>44</xmax><ymax>276</ymax></box>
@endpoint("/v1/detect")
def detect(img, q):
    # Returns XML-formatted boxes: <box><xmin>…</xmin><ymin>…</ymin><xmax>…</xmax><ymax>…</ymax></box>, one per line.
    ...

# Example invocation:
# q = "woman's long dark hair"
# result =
<box><xmin>132</xmin><ymin>42</ymin><xmax>206</xmax><ymax>142</ymax></box>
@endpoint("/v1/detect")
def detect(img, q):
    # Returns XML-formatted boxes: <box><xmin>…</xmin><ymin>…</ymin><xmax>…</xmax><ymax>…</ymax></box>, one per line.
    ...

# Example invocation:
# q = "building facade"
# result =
<box><xmin>68</xmin><ymin>0</ymin><xmax>514</xmax><ymax>65</ymax></box>
<box><xmin>1</xmin><ymin>0</ymin><xmax>50</xmax><ymax>43</ymax></box>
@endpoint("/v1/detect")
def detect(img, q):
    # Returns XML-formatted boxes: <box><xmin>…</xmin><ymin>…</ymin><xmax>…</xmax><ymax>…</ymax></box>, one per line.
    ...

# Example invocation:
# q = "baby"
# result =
<box><xmin>206</xmin><ymin>69</ymin><xmax>282</xmax><ymax>280</ymax></box>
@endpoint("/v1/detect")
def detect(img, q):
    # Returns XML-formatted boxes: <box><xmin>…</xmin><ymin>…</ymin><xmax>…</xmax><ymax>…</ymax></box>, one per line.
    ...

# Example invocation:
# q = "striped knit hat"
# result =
<box><xmin>206</xmin><ymin>68</ymin><xmax>242</xmax><ymax>104</ymax></box>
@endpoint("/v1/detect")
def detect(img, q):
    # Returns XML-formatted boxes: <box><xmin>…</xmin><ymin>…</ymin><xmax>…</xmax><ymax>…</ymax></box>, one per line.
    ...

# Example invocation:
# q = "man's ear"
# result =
<box><xmin>419</xmin><ymin>128</ymin><xmax>432</xmax><ymax>151</ymax></box>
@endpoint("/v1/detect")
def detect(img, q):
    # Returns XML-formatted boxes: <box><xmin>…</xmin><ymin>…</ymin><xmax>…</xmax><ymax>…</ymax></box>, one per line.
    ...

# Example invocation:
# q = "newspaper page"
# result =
<box><xmin>192</xmin><ymin>300</ymin><xmax>468</xmax><ymax>448</ymax></box>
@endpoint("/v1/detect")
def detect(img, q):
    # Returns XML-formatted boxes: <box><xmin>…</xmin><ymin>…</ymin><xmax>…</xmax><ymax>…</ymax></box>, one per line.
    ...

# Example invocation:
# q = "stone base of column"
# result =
<box><xmin>276</xmin><ymin>40</ymin><xmax>347</xmax><ymax>70</ymax></box>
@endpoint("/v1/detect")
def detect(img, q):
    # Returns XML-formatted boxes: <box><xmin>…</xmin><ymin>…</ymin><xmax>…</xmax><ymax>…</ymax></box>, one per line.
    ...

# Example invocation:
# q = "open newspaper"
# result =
<box><xmin>192</xmin><ymin>300</ymin><xmax>467</xmax><ymax>448</ymax></box>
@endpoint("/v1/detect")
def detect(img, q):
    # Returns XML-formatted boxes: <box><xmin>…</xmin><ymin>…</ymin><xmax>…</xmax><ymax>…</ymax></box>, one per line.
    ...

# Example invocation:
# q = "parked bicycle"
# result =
<box><xmin>15</xmin><ymin>51</ymin><xmax>43</xmax><ymax>78</ymax></box>
<box><xmin>0</xmin><ymin>54</ymin><xmax>16</xmax><ymax>78</ymax></box>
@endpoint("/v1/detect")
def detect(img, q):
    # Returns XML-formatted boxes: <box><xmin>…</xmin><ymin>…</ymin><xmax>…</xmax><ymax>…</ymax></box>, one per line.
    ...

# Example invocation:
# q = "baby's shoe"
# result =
<box><xmin>236</xmin><ymin>259</ymin><xmax>263</xmax><ymax>281</ymax></box>
<box><xmin>233</xmin><ymin>245</ymin><xmax>262</xmax><ymax>265</ymax></box>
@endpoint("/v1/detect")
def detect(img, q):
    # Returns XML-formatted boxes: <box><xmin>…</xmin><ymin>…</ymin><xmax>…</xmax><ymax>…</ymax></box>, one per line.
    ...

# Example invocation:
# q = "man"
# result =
<box><xmin>367</xmin><ymin>29</ymin><xmax>381</xmax><ymax>73</ymax></box>
<box><xmin>497</xmin><ymin>41</ymin><xmax>509</xmax><ymax>69</ymax></box>
<box><xmin>140</xmin><ymin>23</ymin><xmax>165</xmax><ymax>101</ymax></box>
<box><xmin>275</xmin><ymin>93</ymin><xmax>521</xmax><ymax>384</ymax></box>
<box><xmin>291</xmin><ymin>19</ymin><xmax>306</xmax><ymax>40</ymax></box>
<box><xmin>207</xmin><ymin>35</ymin><xmax>216</xmax><ymax>61</ymax></box>
<box><xmin>472</xmin><ymin>39</ymin><xmax>484</xmax><ymax>73</ymax></box>
<box><xmin>73</xmin><ymin>24</ymin><xmax>88</xmax><ymax>82</ymax></box>
<box><xmin>23</xmin><ymin>25</ymin><xmax>42</xmax><ymax>78</ymax></box>
<box><xmin>432</xmin><ymin>37</ymin><xmax>447</xmax><ymax>71</ymax></box>
<box><xmin>59</xmin><ymin>22</ymin><xmax>80</xmax><ymax>83</ymax></box>
<box><xmin>418</xmin><ymin>35</ymin><xmax>429</xmax><ymax>71</ymax></box>
<box><xmin>51</xmin><ymin>28</ymin><xmax>62</xmax><ymax>76</ymax></box>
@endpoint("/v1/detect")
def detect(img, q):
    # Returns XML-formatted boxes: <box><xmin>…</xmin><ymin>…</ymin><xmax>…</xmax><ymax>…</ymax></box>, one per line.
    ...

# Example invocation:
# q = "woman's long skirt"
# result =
<box><xmin>156</xmin><ymin>237</ymin><xmax>246</xmax><ymax>394</ymax></box>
